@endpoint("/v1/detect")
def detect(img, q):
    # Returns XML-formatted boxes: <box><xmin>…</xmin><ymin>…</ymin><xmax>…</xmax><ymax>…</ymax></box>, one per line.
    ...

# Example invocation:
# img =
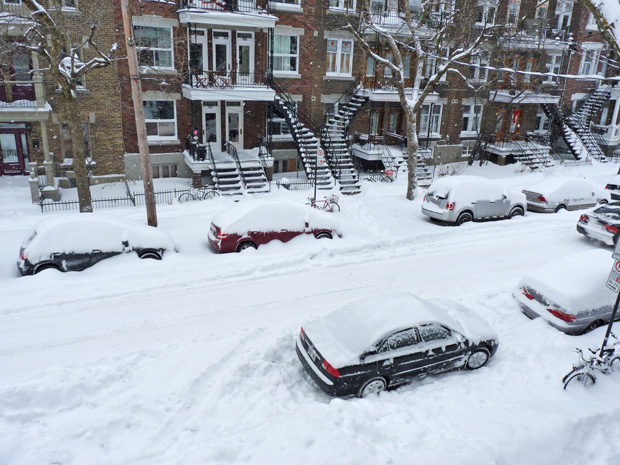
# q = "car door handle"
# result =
<box><xmin>382</xmin><ymin>359</ymin><xmax>393</xmax><ymax>368</ymax></box>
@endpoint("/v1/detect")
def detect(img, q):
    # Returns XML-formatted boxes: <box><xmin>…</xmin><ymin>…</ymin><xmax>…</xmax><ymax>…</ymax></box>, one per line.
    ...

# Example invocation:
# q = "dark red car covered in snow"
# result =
<box><xmin>208</xmin><ymin>200</ymin><xmax>341</xmax><ymax>253</ymax></box>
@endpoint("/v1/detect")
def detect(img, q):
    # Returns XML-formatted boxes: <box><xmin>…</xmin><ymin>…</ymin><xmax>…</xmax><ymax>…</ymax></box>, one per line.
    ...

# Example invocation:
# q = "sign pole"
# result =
<box><xmin>600</xmin><ymin>290</ymin><xmax>620</xmax><ymax>358</ymax></box>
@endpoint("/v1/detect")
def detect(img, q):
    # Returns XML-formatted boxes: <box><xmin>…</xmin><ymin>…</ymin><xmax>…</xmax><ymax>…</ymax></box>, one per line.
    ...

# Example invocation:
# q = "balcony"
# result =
<box><xmin>183</xmin><ymin>70</ymin><xmax>276</xmax><ymax>101</ymax></box>
<box><xmin>178</xmin><ymin>0</ymin><xmax>277</xmax><ymax>28</ymax></box>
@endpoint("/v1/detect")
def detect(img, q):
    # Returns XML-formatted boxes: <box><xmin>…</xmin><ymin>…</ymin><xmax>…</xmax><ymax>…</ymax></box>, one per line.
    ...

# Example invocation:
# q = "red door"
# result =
<box><xmin>0</xmin><ymin>127</ymin><xmax>28</xmax><ymax>175</ymax></box>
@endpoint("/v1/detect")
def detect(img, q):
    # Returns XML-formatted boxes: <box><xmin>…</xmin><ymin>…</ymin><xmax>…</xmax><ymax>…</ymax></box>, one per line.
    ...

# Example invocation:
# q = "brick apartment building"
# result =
<box><xmin>1</xmin><ymin>0</ymin><xmax>617</xmax><ymax>199</ymax></box>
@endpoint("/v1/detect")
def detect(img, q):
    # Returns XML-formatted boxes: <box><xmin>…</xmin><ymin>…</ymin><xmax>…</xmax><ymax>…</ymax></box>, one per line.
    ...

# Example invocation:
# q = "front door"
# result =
<box><xmin>236</xmin><ymin>32</ymin><xmax>254</xmax><ymax>85</ymax></box>
<box><xmin>226</xmin><ymin>102</ymin><xmax>243</xmax><ymax>151</ymax></box>
<box><xmin>0</xmin><ymin>125</ymin><xmax>28</xmax><ymax>175</ymax></box>
<box><xmin>202</xmin><ymin>102</ymin><xmax>221</xmax><ymax>150</ymax></box>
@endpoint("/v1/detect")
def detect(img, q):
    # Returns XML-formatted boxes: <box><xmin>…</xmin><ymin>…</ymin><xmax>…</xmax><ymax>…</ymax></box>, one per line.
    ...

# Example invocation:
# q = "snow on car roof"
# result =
<box><xmin>523</xmin><ymin>177</ymin><xmax>590</xmax><ymax>194</ymax></box>
<box><xmin>426</xmin><ymin>175</ymin><xmax>505</xmax><ymax>200</ymax></box>
<box><xmin>303</xmin><ymin>293</ymin><xmax>462</xmax><ymax>367</ymax></box>
<box><xmin>23</xmin><ymin>213</ymin><xmax>175</xmax><ymax>262</ymax></box>
<box><xmin>211</xmin><ymin>199</ymin><xmax>338</xmax><ymax>234</ymax></box>
<box><xmin>518</xmin><ymin>249</ymin><xmax>615</xmax><ymax>313</ymax></box>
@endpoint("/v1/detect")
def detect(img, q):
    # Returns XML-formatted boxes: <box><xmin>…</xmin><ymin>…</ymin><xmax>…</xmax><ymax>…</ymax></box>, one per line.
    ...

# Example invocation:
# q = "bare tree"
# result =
<box><xmin>348</xmin><ymin>0</ymin><xmax>490</xmax><ymax>199</ymax></box>
<box><xmin>16</xmin><ymin>0</ymin><xmax>117</xmax><ymax>212</ymax></box>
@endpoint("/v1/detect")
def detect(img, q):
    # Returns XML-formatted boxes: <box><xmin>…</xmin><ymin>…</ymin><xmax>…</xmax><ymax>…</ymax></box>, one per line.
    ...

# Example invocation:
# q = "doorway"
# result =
<box><xmin>236</xmin><ymin>32</ymin><xmax>254</xmax><ymax>85</ymax></box>
<box><xmin>226</xmin><ymin>102</ymin><xmax>243</xmax><ymax>151</ymax></box>
<box><xmin>202</xmin><ymin>102</ymin><xmax>221</xmax><ymax>151</ymax></box>
<box><xmin>0</xmin><ymin>124</ymin><xmax>28</xmax><ymax>175</ymax></box>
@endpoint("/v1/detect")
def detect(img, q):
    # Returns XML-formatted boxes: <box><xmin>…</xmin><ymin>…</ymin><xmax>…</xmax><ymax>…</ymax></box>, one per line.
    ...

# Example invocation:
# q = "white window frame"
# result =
<box><xmin>270</xmin><ymin>98</ymin><xmax>299</xmax><ymax>140</ymax></box>
<box><xmin>545</xmin><ymin>53</ymin><xmax>563</xmax><ymax>83</ymax></box>
<box><xmin>469</xmin><ymin>55</ymin><xmax>488</xmax><ymax>82</ymax></box>
<box><xmin>506</xmin><ymin>0</ymin><xmax>520</xmax><ymax>26</ymax></box>
<box><xmin>534</xmin><ymin>111</ymin><xmax>550</xmax><ymax>133</ymax></box>
<box><xmin>579</xmin><ymin>43</ymin><xmax>602</xmax><ymax>77</ymax></box>
<box><xmin>419</xmin><ymin>104</ymin><xmax>442</xmax><ymax>135</ymax></box>
<box><xmin>326</xmin><ymin>38</ymin><xmax>354</xmax><ymax>77</ymax></box>
<box><xmin>271</xmin><ymin>33</ymin><xmax>300</xmax><ymax>76</ymax></box>
<box><xmin>366</xmin><ymin>55</ymin><xmax>375</xmax><ymax>76</ymax></box>
<box><xmin>555</xmin><ymin>0</ymin><xmax>573</xmax><ymax>31</ymax></box>
<box><xmin>144</xmin><ymin>100</ymin><xmax>177</xmax><ymax>142</ymax></box>
<box><xmin>329</xmin><ymin>0</ymin><xmax>355</xmax><ymax>10</ymax></box>
<box><xmin>133</xmin><ymin>21</ymin><xmax>174</xmax><ymax>71</ymax></box>
<box><xmin>475</xmin><ymin>0</ymin><xmax>497</xmax><ymax>26</ymax></box>
<box><xmin>461</xmin><ymin>103</ymin><xmax>483</xmax><ymax>136</ymax></box>
<box><xmin>388</xmin><ymin>112</ymin><xmax>398</xmax><ymax>133</ymax></box>
<box><xmin>586</xmin><ymin>12</ymin><xmax>598</xmax><ymax>31</ymax></box>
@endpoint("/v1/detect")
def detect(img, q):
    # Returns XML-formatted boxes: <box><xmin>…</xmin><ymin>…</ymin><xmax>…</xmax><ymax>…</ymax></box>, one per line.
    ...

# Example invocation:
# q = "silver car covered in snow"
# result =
<box><xmin>422</xmin><ymin>175</ymin><xmax>527</xmax><ymax>225</ymax></box>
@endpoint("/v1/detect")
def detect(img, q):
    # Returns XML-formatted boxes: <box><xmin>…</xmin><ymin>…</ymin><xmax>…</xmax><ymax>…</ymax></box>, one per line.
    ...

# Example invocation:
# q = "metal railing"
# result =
<box><xmin>188</xmin><ymin>70</ymin><xmax>270</xmax><ymax>89</ymax></box>
<box><xmin>179</xmin><ymin>0</ymin><xmax>267</xmax><ymax>13</ymax></box>
<box><xmin>275</xmin><ymin>179</ymin><xmax>314</xmax><ymax>191</ymax></box>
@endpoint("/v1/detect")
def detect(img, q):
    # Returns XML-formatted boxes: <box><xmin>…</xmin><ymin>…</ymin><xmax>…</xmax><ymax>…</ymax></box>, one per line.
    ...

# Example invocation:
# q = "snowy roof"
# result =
<box><xmin>523</xmin><ymin>177</ymin><xmax>593</xmax><ymax>195</ymax></box>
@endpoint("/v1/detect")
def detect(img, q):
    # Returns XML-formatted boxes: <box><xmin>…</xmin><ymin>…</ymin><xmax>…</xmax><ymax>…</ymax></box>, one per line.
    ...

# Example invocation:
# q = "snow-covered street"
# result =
<box><xmin>2</xmin><ymin>162</ymin><xmax>620</xmax><ymax>465</ymax></box>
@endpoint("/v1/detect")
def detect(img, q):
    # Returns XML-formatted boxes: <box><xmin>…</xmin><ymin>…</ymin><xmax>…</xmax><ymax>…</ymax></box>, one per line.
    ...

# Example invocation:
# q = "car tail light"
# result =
<box><xmin>300</xmin><ymin>327</ymin><xmax>306</xmax><ymax>340</ymax></box>
<box><xmin>322</xmin><ymin>360</ymin><xmax>340</xmax><ymax>378</ymax></box>
<box><xmin>522</xmin><ymin>287</ymin><xmax>534</xmax><ymax>300</ymax></box>
<box><xmin>579</xmin><ymin>214</ymin><xmax>589</xmax><ymax>224</ymax></box>
<box><xmin>216</xmin><ymin>231</ymin><xmax>228</xmax><ymax>240</ymax></box>
<box><xmin>605</xmin><ymin>224</ymin><xmax>619</xmax><ymax>234</ymax></box>
<box><xmin>547</xmin><ymin>308</ymin><xmax>576</xmax><ymax>322</ymax></box>
<box><xmin>606</xmin><ymin>184</ymin><xmax>612</xmax><ymax>190</ymax></box>
<box><xmin>20</xmin><ymin>252</ymin><xmax>27</xmax><ymax>261</ymax></box>
<box><xmin>537</xmin><ymin>195</ymin><xmax>547</xmax><ymax>202</ymax></box>
<box><xmin>446</xmin><ymin>202</ymin><xmax>455</xmax><ymax>211</ymax></box>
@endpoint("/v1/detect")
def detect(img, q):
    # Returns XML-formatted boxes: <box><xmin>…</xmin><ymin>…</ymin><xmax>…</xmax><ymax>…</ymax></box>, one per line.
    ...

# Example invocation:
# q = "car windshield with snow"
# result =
<box><xmin>513</xmin><ymin>249</ymin><xmax>618</xmax><ymax>334</ymax></box>
<box><xmin>421</xmin><ymin>175</ymin><xmax>526</xmax><ymax>225</ymax></box>
<box><xmin>17</xmin><ymin>214</ymin><xmax>176</xmax><ymax>275</ymax></box>
<box><xmin>577</xmin><ymin>202</ymin><xmax>620</xmax><ymax>246</ymax></box>
<box><xmin>522</xmin><ymin>177</ymin><xmax>609</xmax><ymax>213</ymax></box>
<box><xmin>208</xmin><ymin>200</ymin><xmax>340</xmax><ymax>253</ymax></box>
<box><xmin>297</xmin><ymin>293</ymin><xmax>499</xmax><ymax>398</ymax></box>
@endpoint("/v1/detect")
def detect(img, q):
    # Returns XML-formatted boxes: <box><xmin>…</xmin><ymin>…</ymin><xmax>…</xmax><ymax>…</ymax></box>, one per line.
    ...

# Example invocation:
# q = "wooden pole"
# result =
<box><xmin>120</xmin><ymin>0</ymin><xmax>158</xmax><ymax>227</ymax></box>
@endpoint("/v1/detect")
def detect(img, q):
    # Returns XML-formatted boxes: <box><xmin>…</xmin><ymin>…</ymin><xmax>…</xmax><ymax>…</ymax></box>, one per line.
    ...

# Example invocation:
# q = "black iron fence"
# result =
<box><xmin>275</xmin><ymin>180</ymin><xmax>313</xmax><ymax>191</ymax></box>
<box><xmin>40</xmin><ymin>188</ymin><xmax>197</xmax><ymax>213</ymax></box>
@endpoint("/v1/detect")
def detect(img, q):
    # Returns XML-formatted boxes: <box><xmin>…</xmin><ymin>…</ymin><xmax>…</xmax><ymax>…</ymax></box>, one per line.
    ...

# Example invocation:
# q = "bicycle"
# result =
<box><xmin>562</xmin><ymin>332</ymin><xmax>620</xmax><ymax>389</ymax></box>
<box><xmin>306</xmin><ymin>194</ymin><xmax>340</xmax><ymax>212</ymax></box>
<box><xmin>380</xmin><ymin>169</ymin><xmax>395</xmax><ymax>183</ymax></box>
<box><xmin>178</xmin><ymin>187</ymin><xmax>220</xmax><ymax>203</ymax></box>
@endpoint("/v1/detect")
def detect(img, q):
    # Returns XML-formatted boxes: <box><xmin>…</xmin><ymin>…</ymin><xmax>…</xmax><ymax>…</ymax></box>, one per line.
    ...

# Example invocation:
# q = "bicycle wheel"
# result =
<box><xmin>324</xmin><ymin>201</ymin><xmax>340</xmax><ymax>212</ymax></box>
<box><xmin>610</xmin><ymin>356</ymin><xmax>620</xmax><ymax>372</ymax></box>
<box><xmin>203</xmin><ymin>190</ymin><xmax>219</xmax><ymax>200</ymax></box>
<box><xmin>563</xmin><ymin>371</ymin><xmax>596</xmax><ymax>389</ymax></box>
<box><xmin>178</xmin><ymin>193</ymin><xmax>194</xmax><ymax>203</ymax></box>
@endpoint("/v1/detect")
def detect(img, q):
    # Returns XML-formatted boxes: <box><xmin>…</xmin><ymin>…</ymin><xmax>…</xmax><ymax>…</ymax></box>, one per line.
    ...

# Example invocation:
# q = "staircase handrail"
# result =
<box><xmin>566</xmin><ymin>84</ymin><xmax>612</xmax><ymax>128</ymax></box>
<box><xmin>224</xmin><ymin>141</ymin><xmax>246</xmax><ymax>189</ymax></box>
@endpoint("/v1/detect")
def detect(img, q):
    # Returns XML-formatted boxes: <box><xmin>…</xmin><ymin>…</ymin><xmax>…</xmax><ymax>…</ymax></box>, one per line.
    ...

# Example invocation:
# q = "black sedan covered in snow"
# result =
<box><xmin>577</xmin><ymin>202</ymin><xmax>620</xmax><ymax>246</ymax></box>
<box><xmin>296</xmin><ymin>293</ymin><xmax>499</xmax><ymax>398</ymax></box>
<box><xmin>17</xmin><ymin>214</ymin><xmax>176</xmax><ymax>275</ymax></box>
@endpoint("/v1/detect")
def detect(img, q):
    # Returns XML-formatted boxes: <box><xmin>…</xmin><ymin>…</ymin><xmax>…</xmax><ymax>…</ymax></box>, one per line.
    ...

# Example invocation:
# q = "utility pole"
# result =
<box><xmin>120</xmin><ymin>0</ymin><xmax>158</xmax><ymax>227</ymax></box>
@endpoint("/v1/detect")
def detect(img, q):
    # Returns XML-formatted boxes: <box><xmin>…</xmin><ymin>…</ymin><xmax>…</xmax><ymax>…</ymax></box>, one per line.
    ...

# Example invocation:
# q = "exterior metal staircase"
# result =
<box><xmin>225</xmin><ymin>142</ymin><xmax>270</xmax><ymax>194</ymax></box>
<box><xmin>270</xmin><ymin>80</ymin><xmax>336</xmax><ymax>191</ymax></box>
<box><xmin>321</xmin><ymin>84</ymin><xmax>368</xmax><ymax>195</ymax></box>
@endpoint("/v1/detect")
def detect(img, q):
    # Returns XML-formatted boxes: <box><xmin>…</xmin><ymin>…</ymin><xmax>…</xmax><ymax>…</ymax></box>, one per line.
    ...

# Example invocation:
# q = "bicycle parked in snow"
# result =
<box><xmin>177</xmin><ymin>187</ymin><xmax>220</xmax><ymax>203</ymax></box>
<box><xmin>562</xmin><ymin>332</ymin><xmax>620</xmax><ymax>389</ymax></box>
<box><xmin>306</xmin><ymin>194</ymin><xmax>340</xmax><ymax>212</ymax></box>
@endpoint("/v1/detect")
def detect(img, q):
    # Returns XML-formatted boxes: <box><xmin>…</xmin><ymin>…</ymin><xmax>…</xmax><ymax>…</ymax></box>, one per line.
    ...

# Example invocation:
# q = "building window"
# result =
<box><xmin>152</xmin><ymin>165</ymin><xmax>178</xmax><ymax>179</ymax></box>
<box><xmin>388</xmin><ymin>113</ymin><xmax>398</xmax><ymax>133</ymax></box>
<box><xmin>420</xmin><ymin>104</ymin><xmax>441</xmax><ymax>134</ymax></box>
<box><xmin>545</xmin><ymin>54</ymin><xmax>562</xmax><ymax>83</ymax></box>
<box><xmin>272</xmin><ymin>34</ymin><xmax>299</xmax><ymax>73</ymax></box>
<box><xmin>366</xmin><ymin>55</ymin><xmax>375</xmax><ymax>76</ymax></box>
<box><xmin>370</xmin><ymin>0</ymin><xmax>385</xmax><ymax>14</ymax></box>
<box><xmin>462</xmin><ymin>144</ymin><xmax>473</xmax><ymax>159</ymax></box>
<box><xmin>384</xmin><ymin>52</ymin><xmax>393</xmax><ymax>78</ymax></box>
<box><xmin>271</xmin><ymin>0</ymin><xmax>300</xmax><ymax>4</ymax></box>
<box><xmin>475</xmin><ymin>0</ymin><xmax>496</xmax><ymax>26</ymax></box>
<box><xmin>586</xmin><ymin>13</ymin><xmax>598</xmax><ymax>30</ymax></box>
<box><xmin>143</xmin><ymin>100</ymin><xmax>177</xmax><ymax>141</ymax></box>
<box><xmin>13</xmin><ymin>54</ymin><xmax>31</xmax><ymax>84</ymax></box>
<box><xmin>3</xmin><ymin>0</ymin><xmax>22</xmax><ymax>4</ymax></box>
<box><xmin>536</xmin><ymin>5</ymin><xmax>547</xmax><ymax>19</ymax></box>
<box><xmin>326</xmin><ymin>38</ymin><xmax>353</xmax><ymax>76</ymax></box>
<box><xmin>324</xmin><ymin>102</ymin><xmax>336</xmax><ymax>124</ymax></box>
<box><xmin>462</xmin><ymin>104</ymin><xmax>482</xmax><ymax>133</ymax></box>
<box><xmin>579</xmin><ymin>48</ymin><xmax>600</xmax><ymax>76</ymax></box>
<box><xmin>134</xmin><ymin>25</ymin><xmax>173</xmax><ymax>69</ymax></box>
<box><xmin>506</xmin><ymin>0</ymin><xmax>520</xmax><ymax>26</ymax></box>
<box><xmin>370</xmin><ymin>111</ymin><xmax>379</xmax><ymax>135</ymax></box>
<box><xmin>555</xmin><ymin>0</ymin><xmax>573</xmax><ymax>30</ymax></box>
<box><xmin>329</xmin><ymin>0</ymin><xmax>355</xmax><ymax>9</ymax></box>
<box><xmin>270</xmin><ymin>102</ymin><xmax>296</xmax><ymax>137</ymax></box>
<box><xmin>403</xmin><ymin>55</ymin><xmax>411</xmax><ymax>78</ymax></box>
<box><xmin>469</xmin><ymin>55</ymin><xmax>488</xmax><ymax>82</ymax></box>
<box><xmin>535</xmin><ymin>111</ymin><xmax>550</xmax><ymax>132</ymax></box>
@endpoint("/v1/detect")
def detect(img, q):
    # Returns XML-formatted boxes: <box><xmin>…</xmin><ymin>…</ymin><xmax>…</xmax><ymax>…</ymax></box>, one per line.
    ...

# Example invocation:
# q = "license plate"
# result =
<box><xmin>307</xmin><ymin>346</ymin><xmax>318</xmax><ymax>361</ymax></box>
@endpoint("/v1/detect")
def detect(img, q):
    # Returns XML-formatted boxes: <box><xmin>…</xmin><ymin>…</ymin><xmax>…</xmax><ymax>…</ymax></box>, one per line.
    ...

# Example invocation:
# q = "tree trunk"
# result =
<box><xmin>405</xmin><ymin>106</ymin><xmax>418</xmax><ymax>200</ymax></box>
<box><xmin>65</xmin><ymin>97</ymin><xmax>93</xmax><ymax>212</ymax></box>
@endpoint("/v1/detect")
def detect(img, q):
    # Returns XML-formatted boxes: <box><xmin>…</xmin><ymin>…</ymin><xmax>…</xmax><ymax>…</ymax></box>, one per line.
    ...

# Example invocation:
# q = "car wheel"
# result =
<box><xmin>138</xmin><ymin>250</ymin><xmax>162</xmax><ymax>260</ymax></box>
<box><xmin>582</xmin><ymin>320</ymin><xmax>604</xmax><ymax>334</ymax></box>
<box><xmin>509</xmin><ymin>206</ymin><xmax>524</xmax><ymax>218</ymax></box>
<box><xmin>34</xmin><ymin>263</ymin><xmax>62</xmax><ymax>274</ymax></box>
<box><xmin>554</xmin><ymin>204</ymin><xmax>566</xmax><ymax>213</ymax></box>
<box><xmin>358</xmin><ymin>377</ymin><xmax>387</xmax><ymax>398</ymax></box>
<box><xmin>610</xmin><ymin>357</ymin><xmax>620</xmax><ymax>372</ymax></box>
<box><xmin>315</xmin><ymin>232</ymin><xmax>332</xmax><ymax>240</ymax></box>
<box><xmin>466</xmin><ymin>349</ymin><xmax>490</xmax><ymax>370</ymax></box>
<box><xmin>236</xmin><ymin>241</ymin><xmax>257</xmax><ymax>252</ymax></box>
<box><xmin>456</xmin><ymin>212</ymin><xmax>473</xmax><ymax>225</ymax></box>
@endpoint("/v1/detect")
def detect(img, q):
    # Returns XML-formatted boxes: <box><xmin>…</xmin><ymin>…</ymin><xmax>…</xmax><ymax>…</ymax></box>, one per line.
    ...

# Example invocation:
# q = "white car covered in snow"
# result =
<box><xmin>17</xmin><ymin>214</ymin><xmax>176</xmax><ymax>275</ymax></box>
<box><xmin>422</xmin><ymin>175</ymin><xmax>526</xmax><ymax>225</ymax></box>
<box><xmin>522</xmin><ymin>177</ymin><xmax>609</xmax><ymax>213</ymax></box>
<box><xmin>514</xmin><ymin>249</ymin><xmax>618</xmax><ymax>334</ymax></box>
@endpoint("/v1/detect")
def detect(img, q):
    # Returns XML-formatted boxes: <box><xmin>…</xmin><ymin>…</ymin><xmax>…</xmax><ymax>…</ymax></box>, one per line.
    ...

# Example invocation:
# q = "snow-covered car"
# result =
<box><xmin>208</xmin><ymin>200</ymin><xmax>341</xmax><ymax>253</ymax></box>
<box><xmin>522</xmin><ymin>177</ymin><xmax>609</xmax><ymax>213</ymax></box>
<box><xmin>17</xmin><ymin>214</ymin><xmax>176</xmax><ymax>275</ymax></box>
<box><xmin>421</xmin><ymin>175</ymin><xmax>526</xmax><ymax>225</ymax></box>
<box><xmin>605</xmin><ymin>175</ymin><xmax>620</xmax><ymax>201</ymax></box>
<box><xmin>296</xmin><ymin>293</ymin><xmax>499</xmax><ymax>398</ymax></box>
<box><xmin>513</xmin><ymin>249</ymin><xmax>618</xmax><ymax>335</ymax></box>
<box><xmin>577</xmin><ymin>202</ymin><xmax>620</xmax><ymax>246</ymax></box>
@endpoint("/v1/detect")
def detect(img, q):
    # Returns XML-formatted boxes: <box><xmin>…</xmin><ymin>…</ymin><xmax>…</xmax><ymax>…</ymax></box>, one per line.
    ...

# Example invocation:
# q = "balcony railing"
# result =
<box><xmin>188</xmin><ymin>70</ymin><xmax>269</xmax><ymax>89</ymax></box>
<box><xmin>179</xmin><ymin>0</ymin><xmax>266</xmax><ymax>13</ymax></box>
